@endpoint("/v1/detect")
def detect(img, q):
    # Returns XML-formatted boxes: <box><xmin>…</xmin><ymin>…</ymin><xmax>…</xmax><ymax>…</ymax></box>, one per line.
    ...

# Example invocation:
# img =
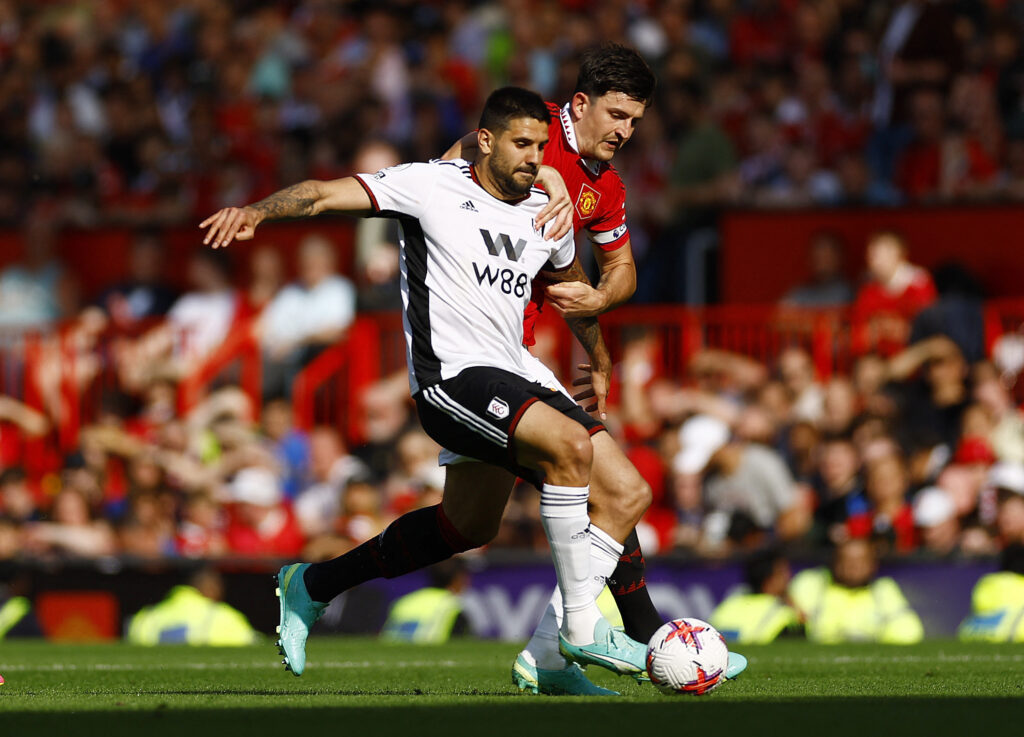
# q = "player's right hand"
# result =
<box><xmin>571</xmin><ymin>362</ymin><xmax>609</xmax><ymax>420</ymax></box>
<box><xmin>199</xmin><ymin>207</ymin><xmax>259</xmax><ymax>248</ymax></box>
<box><xmin>534</xmin><ymin>165</ymin><xmax>573</xmax><ymax>241</ymax></box>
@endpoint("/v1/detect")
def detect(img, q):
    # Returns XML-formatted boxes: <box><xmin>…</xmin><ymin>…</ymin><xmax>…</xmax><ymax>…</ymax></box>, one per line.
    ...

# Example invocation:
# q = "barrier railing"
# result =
<box><xmin>176</xmin><ymin>317</ymin><xmax>261</xmax><ymax>417</ymax></box>
<box><xmin>292</xmin><ymin>317</ymin><xmax>390</xmax><ymax>445</ymax></box>
<box><xmin>5</xmin><ymin>299</ymin><xmax>1024</xmax><ymax>453</ymax></box>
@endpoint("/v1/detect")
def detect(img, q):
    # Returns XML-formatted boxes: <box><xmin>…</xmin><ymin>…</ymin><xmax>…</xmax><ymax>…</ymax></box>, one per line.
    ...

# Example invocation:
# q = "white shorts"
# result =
<box><xmin>437</xmin><ymin>347</ymin><xmax>574</xmax><ymax>466</ymax></box>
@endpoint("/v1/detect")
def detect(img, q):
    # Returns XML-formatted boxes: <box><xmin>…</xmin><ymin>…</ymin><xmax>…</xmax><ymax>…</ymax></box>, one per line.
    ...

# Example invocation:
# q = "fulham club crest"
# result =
<box><xmin>487</xmin><ymin>397</ymin><xmax>510</xmax><ymax>419</ymax></box>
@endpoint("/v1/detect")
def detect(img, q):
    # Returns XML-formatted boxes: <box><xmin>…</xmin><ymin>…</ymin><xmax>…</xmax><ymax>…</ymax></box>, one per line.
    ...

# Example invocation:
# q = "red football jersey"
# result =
<box><xmin>522</xmin><ymin>102</ymin><xmax>631</xmax><ymax>346</ymax></box>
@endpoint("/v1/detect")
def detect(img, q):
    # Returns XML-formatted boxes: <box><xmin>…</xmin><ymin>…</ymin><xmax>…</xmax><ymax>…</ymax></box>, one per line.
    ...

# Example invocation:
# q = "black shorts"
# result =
<box><xmin>413</xmin><ymin>365</ymin><xmax>605</xmax><ymax>487</ymax></box>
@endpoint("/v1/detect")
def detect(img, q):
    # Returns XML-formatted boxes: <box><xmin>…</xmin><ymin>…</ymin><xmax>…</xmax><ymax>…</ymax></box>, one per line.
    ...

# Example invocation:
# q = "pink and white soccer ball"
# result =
<box><xmin>646</xmin><ymin>618</ymin><xmax>729</xmax><ymax>695</ymax></box>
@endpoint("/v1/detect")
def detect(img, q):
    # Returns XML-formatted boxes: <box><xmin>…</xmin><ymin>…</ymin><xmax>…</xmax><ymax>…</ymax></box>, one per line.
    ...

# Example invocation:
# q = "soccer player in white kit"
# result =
<box><xmin>199</xmin><ymin>87</ymin><xmax>649</xmax><ymax>683</ymax></box>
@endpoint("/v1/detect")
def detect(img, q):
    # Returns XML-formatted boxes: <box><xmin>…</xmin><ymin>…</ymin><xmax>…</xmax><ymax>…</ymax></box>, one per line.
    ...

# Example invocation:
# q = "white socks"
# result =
<box><xmin>538</xmin><ymin>483</ymin><xmax>605</xmax><ymax>648</ymax></box>
<box><xmin>527</xmin><ymin>517</ymin><xmax>624</xmax><ymax>670</ymax></box>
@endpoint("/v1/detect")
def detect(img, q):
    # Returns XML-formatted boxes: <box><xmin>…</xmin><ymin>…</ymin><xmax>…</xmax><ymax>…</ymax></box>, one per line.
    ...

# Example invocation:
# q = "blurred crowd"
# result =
<box><xmin>2</xmin><ymin>1</ymin><xmax>1024</xmax><ymax>297</ymax></box>
<box><xmin>3</xmin><ymin>0</ymin><xmax>1024</xmax><ymax>565</ymax></box>
<box><xmin>1</xmin><ymin>221</ymin><xmax>1024</xmax><ymax>566</ymax></box>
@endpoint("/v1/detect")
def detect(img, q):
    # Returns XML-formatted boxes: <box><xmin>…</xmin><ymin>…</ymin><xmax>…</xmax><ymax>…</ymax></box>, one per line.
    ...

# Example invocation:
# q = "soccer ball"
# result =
<box><xmin>645</xmin><ymin>618</ymin><xmax>729</xmax><ymax>695</ymax></box>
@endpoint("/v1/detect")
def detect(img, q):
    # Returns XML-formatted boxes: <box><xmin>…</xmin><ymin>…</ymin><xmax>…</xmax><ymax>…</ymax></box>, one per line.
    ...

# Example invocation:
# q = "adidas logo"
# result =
<box><xmin>460</xmin><ymin>200</ymin><xmax>478</xmax><ymax>212</ymax></box>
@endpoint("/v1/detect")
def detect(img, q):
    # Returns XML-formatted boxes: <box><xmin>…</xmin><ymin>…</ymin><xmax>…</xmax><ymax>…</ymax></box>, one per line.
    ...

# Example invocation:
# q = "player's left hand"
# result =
<box><xmin>533</xmin><ymin>165</ymin><xmax>573</xmax><ymax>241</ymax></box>
<box><xmin>572</xmin><ymin>362</ymin><xmax>609</xmax><ymax>420</ymax></box>
<box><xmin>546</xmin><ymin>281</ymin><xmax>607</xmax><ymax>318</ymax></box>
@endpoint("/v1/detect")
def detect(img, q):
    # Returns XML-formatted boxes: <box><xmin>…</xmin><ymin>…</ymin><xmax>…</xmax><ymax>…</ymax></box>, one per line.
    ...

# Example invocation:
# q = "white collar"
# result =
<box><xmin>560</xmin><ymin>103</ymin><xmax>602</xmax><ymax>176</ymax></box>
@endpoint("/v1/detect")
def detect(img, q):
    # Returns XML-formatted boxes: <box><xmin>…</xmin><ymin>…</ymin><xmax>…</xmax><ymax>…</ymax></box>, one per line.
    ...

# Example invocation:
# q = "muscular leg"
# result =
<box><xmin>441</xmin><ymin>462</ymin><xmax>517</xmax><ymax>546</ymax></box>
<box><xmin>302</xmin><ymin>462</ymin><xmax>514</xmax><ymax>604</ymax></box>
<box><xmin>587</xmin><ymin>431</ymin><xmax>651</xmax><ymax>539</ymax></box>
<box><xmin>589</xmin><ymin>433</ymin><xmax>664</xmax><ymax>642</ymax></box>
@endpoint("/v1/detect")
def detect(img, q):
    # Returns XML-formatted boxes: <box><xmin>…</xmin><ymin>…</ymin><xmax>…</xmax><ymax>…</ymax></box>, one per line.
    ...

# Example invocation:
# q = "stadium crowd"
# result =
<box><xmin>2</xmin><ymin>1</ymin><xmax>1024</xmax><ymax>299</ymax></box>
<box><xmin>1</xmin><ymin>220</ymin><xmax>1024</xmax><ymax>565</ymax></box>
<box><xmin>2</xmin><ymin>0</ymin><xmax>1024</xmax><ymax>567</ymax></box>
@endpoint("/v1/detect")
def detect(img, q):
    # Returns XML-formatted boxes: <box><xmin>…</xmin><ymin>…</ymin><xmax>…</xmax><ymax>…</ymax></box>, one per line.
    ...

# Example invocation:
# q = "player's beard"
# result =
<box><xmin>488</xmin><ymin>148</ymin><xmax>537</xmax><ymax>198</ymax></box>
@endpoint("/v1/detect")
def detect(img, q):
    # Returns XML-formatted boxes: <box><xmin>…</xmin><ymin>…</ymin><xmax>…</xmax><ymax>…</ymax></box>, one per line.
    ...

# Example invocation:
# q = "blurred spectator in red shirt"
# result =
<box><xmin>973</xmin><ymin>362</ymin><xmax>1024</xmax><ymax>464</ymax></box>
<box><xmin>729</xmin><ymin>0</ymin><xmax>793</xmax><ymax>69</ymax></box>
<box><xmin>176</xmin><ymin>492</ymin><xmax>228</xmax><ymax>558</ymax></box>
<box><xmin>225</xmin><ymin>467</ymin><xmax>304</xmax><ymax>558</ymax></box>
<box><xmin>896</xmin><ymin>86</ymin><xmax>998</xmax><ymax>202</ymax></box>
<box><xmin>853</xmin><ymin>229</ymin><xmax>937</xmax><ymax>355</ymax></box>
<box><xmin>848</xmin><ymin>453</ymin><xmax>918</xmax><ymax>553</ymax></box>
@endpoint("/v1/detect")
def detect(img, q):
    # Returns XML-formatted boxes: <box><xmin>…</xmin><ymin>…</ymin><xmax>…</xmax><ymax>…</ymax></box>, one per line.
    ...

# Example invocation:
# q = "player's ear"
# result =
<box><xmin>477</xmin><ymin>128</ymin><xmax>494</xmax><ymax>155</ymax></box>
<box><xmin>571</xmin><ymin>92</ymin><xmax>589</xmax><ymax>118</ymax></box>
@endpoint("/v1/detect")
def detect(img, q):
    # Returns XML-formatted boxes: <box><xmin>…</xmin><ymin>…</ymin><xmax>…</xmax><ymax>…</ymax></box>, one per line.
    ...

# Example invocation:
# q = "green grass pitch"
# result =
<box><xmin>2</xmin><ymin>638</ymin><xmax>1023</xmax><ymax>737</ymax></box>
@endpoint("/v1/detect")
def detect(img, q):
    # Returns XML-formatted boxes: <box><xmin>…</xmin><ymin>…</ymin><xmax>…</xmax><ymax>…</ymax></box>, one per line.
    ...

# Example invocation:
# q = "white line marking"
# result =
<box><xmin>762</xmin><ymin>653</ymin><xmax>1024</xmax><ymax>665</ymax></box>
<box><xmin>0</xmin><ymin>660</ymin><xmax>460</xmax><ymax>672</ymax></box>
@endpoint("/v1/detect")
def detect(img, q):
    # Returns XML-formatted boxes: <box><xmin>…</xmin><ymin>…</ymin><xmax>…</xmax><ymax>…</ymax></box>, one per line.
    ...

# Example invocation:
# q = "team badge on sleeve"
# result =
<box><xmin>575</xmin><ymin>184</ymin><xmax>601</xmax><ymax>218</ymax></box>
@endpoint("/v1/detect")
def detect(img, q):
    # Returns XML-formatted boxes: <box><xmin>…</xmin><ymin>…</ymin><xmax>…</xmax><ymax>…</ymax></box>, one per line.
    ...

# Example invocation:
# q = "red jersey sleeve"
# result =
<box><xmin>585</xmin><ymin>172</ymin><xmax>629</xmax><ymax>251</ymax></box>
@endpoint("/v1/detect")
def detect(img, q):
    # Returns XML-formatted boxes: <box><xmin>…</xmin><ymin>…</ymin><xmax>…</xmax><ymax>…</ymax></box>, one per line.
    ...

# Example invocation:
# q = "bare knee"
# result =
<box><xmin>538</xmin><ymin>426</ymin><xmax>593</xmax><ymax>486</ymax></box>
<box><xmin>626</xmin><ymin>478</ymin><xmax>653</xmax><ymax>522</ymax></box>
<box><xmin>590</xmin><ymin>474</ymin><xmax>652</xmax><ymax>534</ymax></box>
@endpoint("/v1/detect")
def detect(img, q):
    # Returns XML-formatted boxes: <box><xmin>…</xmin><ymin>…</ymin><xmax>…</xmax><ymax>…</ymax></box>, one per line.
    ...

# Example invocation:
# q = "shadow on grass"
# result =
<box><xmin>4</xmin><ymin>697</ymin><xmax>1024</xmax><ymax>737</ymax></box>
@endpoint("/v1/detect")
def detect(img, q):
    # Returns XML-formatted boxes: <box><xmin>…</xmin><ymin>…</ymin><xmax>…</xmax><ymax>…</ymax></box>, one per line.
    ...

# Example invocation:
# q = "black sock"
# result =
<box><xmin>608</xmin><ymin>528</ymin><xmax>663</xmax><ymax>642</ymax></box>
<box><xmin>302</xmin><ymin>504</ymin><xmax>475</xmax><ymax>604</ymax></box>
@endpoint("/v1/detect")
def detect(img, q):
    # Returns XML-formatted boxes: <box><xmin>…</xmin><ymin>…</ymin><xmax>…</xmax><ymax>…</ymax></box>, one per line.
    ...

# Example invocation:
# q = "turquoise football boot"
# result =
<box><xmin>558</xmin><ymin>619</ymin><xmax>646</xmax><ymax>676</ymax></box>
<box><xmin>512</xmin><ymin>653</ymin><xmax>619</xmax><ymax>696</ymax></box>
<box><xmin>725</xmin><ymin>651</ymin><xmax>748</xmax><ymax>680</ymax></box>
<box><xmin>275</xmin><ymin>563</ymin><xmax>327</xmax><ymax>676</ymax></box>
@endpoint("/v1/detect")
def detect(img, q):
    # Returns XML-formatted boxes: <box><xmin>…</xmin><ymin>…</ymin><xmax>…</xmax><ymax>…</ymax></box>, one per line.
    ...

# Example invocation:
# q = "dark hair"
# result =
<box><xmin>478</xmin><ymin>87</ymin><xmax>550</xmax><ymax>133</ymax></box>
<box><xmin>1002</xmin><ymin>543</ymin><xmax>1024</xmax><ymax>576</ymax></box>
<box><xmin>427</xmin><ymin>558</ymin><xmax>466</xmax><ymax>589</ymax></box>
<box><xmin>0</xmin><ymin>467</ymin><xmax>26</xmax><ymax>486</ymax></box>
<box><xmin>744</xmin><ymin>547</ymin><xmax>785</xmax><ymax>592</ymax></box>
<box><xmin>192</xmin><ymin>246</ymin><xmax>233</xmax><ymax>278</ymax></box>
<box><xmin>574</xmin><ymin>43</ymin><xmax>655</xmax><ymax>106</ymax></box>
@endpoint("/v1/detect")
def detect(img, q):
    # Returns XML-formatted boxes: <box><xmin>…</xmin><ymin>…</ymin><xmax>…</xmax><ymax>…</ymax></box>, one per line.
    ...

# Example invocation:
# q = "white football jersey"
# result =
<box><xmin>355</xmin><ymin>159</ymin><xmax>575</xmax><ymax>394</ymax></box>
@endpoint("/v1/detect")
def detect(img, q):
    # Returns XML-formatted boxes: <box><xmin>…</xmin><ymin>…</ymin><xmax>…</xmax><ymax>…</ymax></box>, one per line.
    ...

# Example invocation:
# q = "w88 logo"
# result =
<box><xmin>473</xmin><ymin>262</ymin><xmax>529</xmax><ymax>298</ymax></box>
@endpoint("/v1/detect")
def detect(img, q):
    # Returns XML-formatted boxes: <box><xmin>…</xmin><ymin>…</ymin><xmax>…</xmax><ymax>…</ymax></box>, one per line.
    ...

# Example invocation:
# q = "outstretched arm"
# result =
<box><xmin>200</xmin><ymin>177</ymin><xmax>374</xmax><ymax>248</ymax></box>
<box><xmin>886</xmin><ymin>335</ymin><xmax>961</xmax><ymax>382</ymax></box>
<box><xmin>545</xmin><ymin>241</ymin><xmax>636</xmax><ymax>318</ymax></box>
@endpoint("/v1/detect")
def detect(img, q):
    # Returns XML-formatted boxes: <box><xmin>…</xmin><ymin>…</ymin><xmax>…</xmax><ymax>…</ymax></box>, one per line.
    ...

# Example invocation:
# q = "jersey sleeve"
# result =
<box><xmin>585</xmin><ymin>175</ymin><xmax>630</xmax><ymax>251</ymax></box>
<box><xmin>354</xmin><ymin>162</ymin><xmax>438</xmax><ymax>219</ymax></box>
<box><xmin>547</xmin><ymin>230</ymin><xmax>577</xmax><ymax>271</ymax></box>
